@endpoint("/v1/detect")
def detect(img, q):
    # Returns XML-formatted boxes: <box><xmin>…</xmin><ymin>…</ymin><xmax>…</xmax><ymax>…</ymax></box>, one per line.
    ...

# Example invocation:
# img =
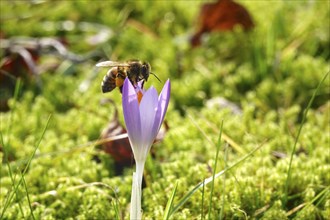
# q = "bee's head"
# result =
<box><xmin>141</xmin><ymin>62</ymin><xmax>151</xmax><ymax>81</ymax></box>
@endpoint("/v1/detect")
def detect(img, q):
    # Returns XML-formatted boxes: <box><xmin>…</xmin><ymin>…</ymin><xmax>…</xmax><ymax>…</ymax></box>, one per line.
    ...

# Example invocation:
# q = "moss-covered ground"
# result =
<box><xmin>1</xmin><ymin>1</ymin><xmax>329</xmax><ymax>219</ymax></box>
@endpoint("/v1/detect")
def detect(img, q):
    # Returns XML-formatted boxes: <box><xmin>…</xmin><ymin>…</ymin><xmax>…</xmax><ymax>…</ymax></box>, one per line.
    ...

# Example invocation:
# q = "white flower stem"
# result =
<box><xmin>130</xmin><ymin>161</ymin><xmax>145</xmax><ymax>220</ymax></box>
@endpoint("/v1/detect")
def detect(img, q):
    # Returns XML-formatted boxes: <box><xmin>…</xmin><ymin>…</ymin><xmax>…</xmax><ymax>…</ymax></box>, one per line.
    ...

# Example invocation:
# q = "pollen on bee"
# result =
<box><xmin>137</xmin><ymin>91</ymin><xmax>143</xmax><ymax>104</ymax></box>
<box><xmin>116</xmin><ymin>77</ymin><xmax>125</xmax><ymax>87</ymax></box>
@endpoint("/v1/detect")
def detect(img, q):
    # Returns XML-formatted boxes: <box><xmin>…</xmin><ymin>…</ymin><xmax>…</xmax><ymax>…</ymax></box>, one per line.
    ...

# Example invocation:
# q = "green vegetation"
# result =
<box><xmin>1</xmin><ymin>1</ymin><xmax>329</xmax><ymax>219</ymax></box>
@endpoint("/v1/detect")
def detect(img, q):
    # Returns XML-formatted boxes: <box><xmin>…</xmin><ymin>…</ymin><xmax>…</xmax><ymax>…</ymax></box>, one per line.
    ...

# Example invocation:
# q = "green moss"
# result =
<box><xmin>263</xmin><ymin>200</ymin><xmax>288</xmax><ymax>219</ymax></box>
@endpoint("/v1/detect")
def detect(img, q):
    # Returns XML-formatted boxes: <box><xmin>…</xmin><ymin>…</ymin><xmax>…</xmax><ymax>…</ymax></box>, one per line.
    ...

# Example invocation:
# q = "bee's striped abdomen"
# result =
<box><xmin>101</xmin><ymin>68</ymin><xmax>118</xmax><ymax>93</ymax></box>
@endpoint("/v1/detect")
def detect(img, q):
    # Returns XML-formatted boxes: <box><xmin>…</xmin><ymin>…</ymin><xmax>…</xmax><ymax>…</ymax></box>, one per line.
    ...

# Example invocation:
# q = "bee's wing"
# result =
<box><xmin>96</xmin><ymin>61</ymin><xmax>130</xmax><ymax>68</ymax></box>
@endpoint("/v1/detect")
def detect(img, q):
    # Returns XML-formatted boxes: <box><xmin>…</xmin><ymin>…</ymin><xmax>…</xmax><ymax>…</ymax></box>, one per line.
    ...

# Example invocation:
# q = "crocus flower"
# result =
<box><xmin>122</xmin><ymin>78</ymin><xmax>170</xmax><ymax>220</ymax></box>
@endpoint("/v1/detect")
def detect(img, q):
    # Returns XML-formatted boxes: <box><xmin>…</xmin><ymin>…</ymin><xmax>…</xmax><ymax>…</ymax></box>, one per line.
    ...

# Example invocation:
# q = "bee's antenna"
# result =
<box><xmin>150</xmin><ymin>72</ymin><xmax>161</xmax><ymax>82</ymax></box>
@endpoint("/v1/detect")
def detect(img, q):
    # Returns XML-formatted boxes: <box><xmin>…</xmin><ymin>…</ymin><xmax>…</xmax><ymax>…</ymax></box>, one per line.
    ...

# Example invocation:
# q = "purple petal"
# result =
<box><xmin>135</xmin><ymin>80</ymin><xmax>145</xmax><ymax>95</ymax></box>
<box><xmin>122</xmin><ymin>79</ymin><xmax>142</xmax><ymax>155</ymax></box>
<box><xmin>152</xmin><ymin>79</ymin><xmax>171</xmax><ymax>136</ymax></box>
<box><xmin>139</xmin><ymin>86</ymin><xmax>159</xmax><ymax>156</ymax></box>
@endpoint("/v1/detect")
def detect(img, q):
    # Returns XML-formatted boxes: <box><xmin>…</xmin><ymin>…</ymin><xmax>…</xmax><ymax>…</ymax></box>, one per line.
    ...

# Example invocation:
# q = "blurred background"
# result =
<box><xmin>1</xmin><ymin>0</ymin><xmax>328</xmax><ymax>112</ymax></box>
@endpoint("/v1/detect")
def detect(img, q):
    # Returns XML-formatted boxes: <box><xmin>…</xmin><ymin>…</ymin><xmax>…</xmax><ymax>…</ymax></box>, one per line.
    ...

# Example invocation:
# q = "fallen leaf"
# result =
<box><xmin>191</xmin><ymin>0</ymin><xmax>254</xmax><ymax>46</ymax></box>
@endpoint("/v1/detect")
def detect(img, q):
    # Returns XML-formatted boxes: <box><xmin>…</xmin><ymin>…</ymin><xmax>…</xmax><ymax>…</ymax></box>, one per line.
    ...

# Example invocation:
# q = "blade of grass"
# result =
<box><xmin>200</xmin><ymin>114</ymin><xmax>246</xmax><ymax>154</ymax></box>
<box><xmin>0</xmin><ymin>114</ymin><xmax>52</xmax><ymax>219</ymax></box>
<box><xmin>201</xmin><ymin>178</ymin><xmax>206</xmax><ymax>220</ymax></box>
<box><xmin>314</xmin><ymin>187</ymin><xmax>330</xmax><ymax>207</ymax></box>
<box><xmin>0</xmin><ymin>79</ymin><xmax>25</xmax><ymax>218</ymax></box>
<box><xmin>220</xmin><ymin>143</ymin><xmax>228</xmax><ymax>220</ymax></box>
<box><xmin>112</xmin><ymin>198</ymin><xmax>120</xmax><ymax>220</ymax></box>
<box><xmin>3</xmin><ymin>78</ymin><xmax>21</xmax><ymax>147</ymax></box>
<box><xmin>286</xmin><ymin>186</ymin><xmax>330</xmax><ymax>217</ymax></box>
<box><xmin>21</xmin><ymin>174</ymin><xmax>35</xmax><ymax>220</ymax></box>
<box><xmin>163</xmin><ymin>181</ymin><xmax>178</xmax><ymax>220</ymax></box>
<box><xmin>112</xmin><ymin>189</ymin><xmax>120</xmax><ymax>220</ymax></box>
<box><xmin>169</xmin><ymin>141</ymin><xmax>265</xmax><ymax>217</ymax></box>
<box><xmin>207</xmin><ymin>120</ymin><xmax>223</xmax><ymax>220</ymax></box>
<box><xmin>188</xmin><ymin>114</ymin><xmax>240</xmax><ymax>186</ymax></box>
<box><xmin>112</xmin><ymin>185</ymin><xmax>121</xmax><ymax>220</ymax></box>
<box><xmin>284</xmin><ymin>71</ymin><xmax>329</xmax><ymax>205</ymax></box>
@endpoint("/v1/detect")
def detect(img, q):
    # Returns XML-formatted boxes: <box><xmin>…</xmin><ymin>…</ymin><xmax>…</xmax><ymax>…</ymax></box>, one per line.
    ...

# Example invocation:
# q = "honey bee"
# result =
<box><xmin>96</xmin><ymin>60</ymin><xmax>160</xmax><ymax>93</ymax></box>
